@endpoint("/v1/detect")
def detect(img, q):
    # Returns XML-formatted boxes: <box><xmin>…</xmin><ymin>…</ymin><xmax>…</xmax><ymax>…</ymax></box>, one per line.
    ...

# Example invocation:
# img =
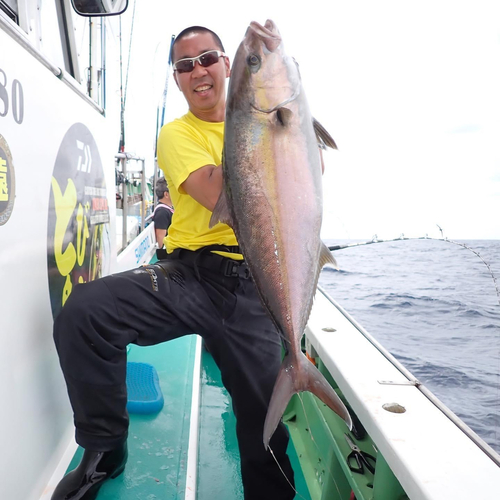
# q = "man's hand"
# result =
<box><xmin>181</xmin><ymin>164</ymin><xmax>223</xmax><ymax>211</ymax></box>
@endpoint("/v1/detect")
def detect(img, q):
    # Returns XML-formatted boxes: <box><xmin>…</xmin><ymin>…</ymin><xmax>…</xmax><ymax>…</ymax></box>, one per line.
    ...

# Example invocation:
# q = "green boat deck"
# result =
<box><xmin>65</xmin><ymin>336</ymin><xmax>311</xmax><ymax>499</ymax></box>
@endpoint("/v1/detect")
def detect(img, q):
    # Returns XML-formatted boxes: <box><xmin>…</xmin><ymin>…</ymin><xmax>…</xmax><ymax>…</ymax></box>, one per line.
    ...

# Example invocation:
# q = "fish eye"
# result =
<box><xmin>247</xmin><ymin>54</ymin><xmax>261</xmax><ymax>72</ymax></box>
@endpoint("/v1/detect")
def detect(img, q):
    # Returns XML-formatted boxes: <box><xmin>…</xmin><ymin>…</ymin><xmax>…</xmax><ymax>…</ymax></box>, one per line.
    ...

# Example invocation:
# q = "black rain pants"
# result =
<box><xmin>53</xmin><ymin>248</ymin><xmax>295</xmax><ymax>500</ymax></box>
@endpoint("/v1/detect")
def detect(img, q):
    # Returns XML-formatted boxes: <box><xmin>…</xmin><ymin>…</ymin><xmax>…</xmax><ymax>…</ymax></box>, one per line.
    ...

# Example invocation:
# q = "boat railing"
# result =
<box><xmin>318</xmin><ymin>286</ymin><xmax>500</xmax><ymax>468</ymax></box>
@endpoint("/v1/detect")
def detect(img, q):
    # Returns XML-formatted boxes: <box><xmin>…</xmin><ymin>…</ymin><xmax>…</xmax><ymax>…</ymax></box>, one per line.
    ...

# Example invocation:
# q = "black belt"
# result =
<box><xmin>161</xmin><ymin>245</ymin><xmax>250</xmax><ymax>280</ymax></box>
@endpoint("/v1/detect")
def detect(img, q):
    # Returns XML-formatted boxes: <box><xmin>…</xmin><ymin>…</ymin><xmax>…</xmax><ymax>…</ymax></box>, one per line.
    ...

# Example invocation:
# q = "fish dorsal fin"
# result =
<box><xmin>313</xmin><ymin>118</ymin><xmax>338</xmax><ymax>150</ymax></box>
<box><xmin>209</xmin><ymin>186</ymin><xmax>234</xmax><ymax>229</ymax></box>
<box><xmin>276</xmin><ymin>107</ymin><xmax>293</xmax><ymax>127</ymax></box>
<box><xmin>320</xmin><ymin>241</ymin><xmax>339</xmax><ymax>270</ymax></box>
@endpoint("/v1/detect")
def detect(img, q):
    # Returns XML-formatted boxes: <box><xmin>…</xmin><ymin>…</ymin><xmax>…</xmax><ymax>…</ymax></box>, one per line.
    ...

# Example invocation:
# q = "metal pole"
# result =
<box><xmin>141</xmin><ymin>159</ymin><xmax>145</xmax><ymax>231</ymax></box>
<box><xmin>153</xmin><ymin>158</ymin><xmax>159</xmax><ymax>207</ymax></box>
<box><xmin>122</xmin><ymin>157</ymin><xmax>127</xmax><ymax>251</ymax></box>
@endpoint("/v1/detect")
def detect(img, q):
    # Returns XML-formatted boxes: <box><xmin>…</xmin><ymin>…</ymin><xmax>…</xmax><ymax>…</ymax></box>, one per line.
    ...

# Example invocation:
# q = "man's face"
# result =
<box><xmin>172</xmin><ymin>32</ymin><xmax>230</xmax><ymax>121</ymax></box>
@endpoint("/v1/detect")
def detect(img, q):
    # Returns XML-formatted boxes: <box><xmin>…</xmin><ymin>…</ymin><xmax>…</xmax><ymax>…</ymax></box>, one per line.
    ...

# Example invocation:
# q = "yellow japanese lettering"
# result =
<box><xmin>0</xmin><ymin>158</ymin><xmax>7</xmax><ymax>202</ymax></box>
<box><xmin>51</xmin><ymin>177</ymin><xmax>77</xmax><ymax>277</ymax></box>
<box><xmin>76</xmin><ymin>202</ymin><xmax>89</xmax><ymax>266</ymax></box>
<box><xmin>62</xmin><ymin>274</ymin><xmax>72</xmax><ymax>307</ymax></box>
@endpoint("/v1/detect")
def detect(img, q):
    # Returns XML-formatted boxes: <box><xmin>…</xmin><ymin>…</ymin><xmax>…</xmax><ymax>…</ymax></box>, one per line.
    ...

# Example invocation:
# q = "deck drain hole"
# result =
<box><xmin>382</xmin><ymin>403</ymin><xmax>406</xmax><ymax>414</ymax></box>
<box><xmin>322</xmin><ymin>327</ymin><xmax>336</xmax><ymax>332</ymax></box>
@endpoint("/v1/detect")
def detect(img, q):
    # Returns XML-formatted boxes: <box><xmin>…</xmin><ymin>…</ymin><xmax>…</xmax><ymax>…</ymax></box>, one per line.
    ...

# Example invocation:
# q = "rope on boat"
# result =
<box><xmin>328</xmin><ymin>229</ymin><xmax>500</xmax><ymax>308</ymax></box>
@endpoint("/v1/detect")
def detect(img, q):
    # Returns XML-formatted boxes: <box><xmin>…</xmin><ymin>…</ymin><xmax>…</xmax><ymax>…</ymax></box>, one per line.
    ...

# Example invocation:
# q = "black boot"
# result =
<box><xmin>51</xmin><ymin>442</ymin><xmax>128</xmax><ymax>500</ymax></box>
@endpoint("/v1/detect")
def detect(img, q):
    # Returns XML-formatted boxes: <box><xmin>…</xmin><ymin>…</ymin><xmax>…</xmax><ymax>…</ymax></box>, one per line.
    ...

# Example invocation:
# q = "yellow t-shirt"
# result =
<box><xmin>157</xmin><ymin>111</ymin><xmax>241</xmax><ymax>259</ymax></box>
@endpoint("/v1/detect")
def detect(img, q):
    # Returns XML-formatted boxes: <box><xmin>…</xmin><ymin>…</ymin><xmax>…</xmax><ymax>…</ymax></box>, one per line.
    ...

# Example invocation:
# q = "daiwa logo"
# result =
<box><xmin>76</xmin><ymin>140</ymin><xmax>92</xmax><ymax>173</ymax></box>
<box><xmin>144</xmin><ymin>267</ymin><xmax>159</xmax><ymax>292</ymax></box>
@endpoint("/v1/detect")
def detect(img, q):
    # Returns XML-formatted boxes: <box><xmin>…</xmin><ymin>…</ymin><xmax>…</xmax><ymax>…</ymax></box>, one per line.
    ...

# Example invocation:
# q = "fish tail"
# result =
<box><xmin>263</xmin><ymin>353</ymin><xmax>296</xmax><ymax>450</ymax></box>
<box><xmin>263</xmin><ymin>351</ymin><xmax>352</xmax><ymax>449</ymax></box>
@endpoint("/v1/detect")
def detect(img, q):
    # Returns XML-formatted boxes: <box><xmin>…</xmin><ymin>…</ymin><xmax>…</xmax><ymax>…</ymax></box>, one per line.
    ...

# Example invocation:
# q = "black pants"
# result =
<box><xmin>54</xmin><ymin>250</ymin><xmax>295</xmax><ymax>500</ymax></box>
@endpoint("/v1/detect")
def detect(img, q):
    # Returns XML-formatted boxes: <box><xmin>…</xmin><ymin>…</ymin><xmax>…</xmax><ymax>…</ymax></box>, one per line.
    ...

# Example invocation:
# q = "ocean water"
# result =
<box><xmin>319</xmin><ymin>238</ymin><xmax>500</xmax><ymax>454</ymax></box>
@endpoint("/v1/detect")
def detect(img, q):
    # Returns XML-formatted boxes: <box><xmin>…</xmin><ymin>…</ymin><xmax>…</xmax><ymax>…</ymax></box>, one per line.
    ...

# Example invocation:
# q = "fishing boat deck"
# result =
<box><xmin>55</xmin><ymin>257</ymin><xmax>500</xmax><ymax>500</ymax></box>
<box><xmin>63</xmin><ymin>336</ymin><xmax>311</xmax><ymax>499</ymax></box>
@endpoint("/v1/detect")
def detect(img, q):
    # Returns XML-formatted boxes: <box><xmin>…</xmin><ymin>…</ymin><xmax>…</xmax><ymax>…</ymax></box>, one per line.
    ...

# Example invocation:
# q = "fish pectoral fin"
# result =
<box><xmin>320</xmin><ymin>241</ymin><xmax>339</xmax><ymax>270</ymax></box>
<box><xmin>209</xmin><ymin>187</ymin><xmax>234</xmax><ymax>229</ymax></box>
<box><xmin>313</xmin><ymin>117</ymin><xmax>338</xmax><ymax>150</ymax></box>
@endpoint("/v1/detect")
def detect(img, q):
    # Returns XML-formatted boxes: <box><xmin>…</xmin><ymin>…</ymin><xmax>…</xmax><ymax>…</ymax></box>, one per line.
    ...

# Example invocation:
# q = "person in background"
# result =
<box><xmin>153</xmin><ymin>177</ymin><xmax>174</xmax><ymax>259</ymax></box>
<box><xmin>51</xmin><ymin>25</ymin><xmax>295</xmax><ymax>500</ymax></box>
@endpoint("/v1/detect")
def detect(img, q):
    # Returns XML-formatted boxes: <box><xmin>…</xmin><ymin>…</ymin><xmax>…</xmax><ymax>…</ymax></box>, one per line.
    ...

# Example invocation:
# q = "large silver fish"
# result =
<box><xmin>210</xmin><ymin>19</ymin><xmax>352</xmax><ymax>449</ymax></box>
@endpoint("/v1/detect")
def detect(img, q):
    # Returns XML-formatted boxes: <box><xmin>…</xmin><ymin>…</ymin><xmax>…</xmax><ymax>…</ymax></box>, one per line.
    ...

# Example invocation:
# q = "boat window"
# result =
<box><xmin>71</xmin><ymin>15</ymin><xmax>106</xmax><ymax>106</ymax></box>
<box><xmin>38</xmin><ymin>1</ymin><xmax>74</xmax><ymax>76</ymax></box>
<box><xmin>0</xmin><ymin>0</ymin><xmax>18</xmax><ymax>23</ymax></box>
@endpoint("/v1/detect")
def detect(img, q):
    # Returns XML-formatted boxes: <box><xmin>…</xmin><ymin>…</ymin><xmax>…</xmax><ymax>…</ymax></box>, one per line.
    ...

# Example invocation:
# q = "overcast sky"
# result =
<box><xmin>123</xmin><ymin>0</ymin><xmax>500</xmax><ymax>240</ymax></box>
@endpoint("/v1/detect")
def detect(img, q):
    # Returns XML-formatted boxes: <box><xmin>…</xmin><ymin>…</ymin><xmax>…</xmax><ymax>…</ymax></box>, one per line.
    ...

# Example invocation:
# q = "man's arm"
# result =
<box><xmin>181</xmin><ymin>152</ymin><xmax>322</xmax><ymax>213</ymax></box>
<box><xmin>155</xmin><ymin>228</ymin><xmax>167</xmax><ymax>248</ymax></box>
<box><xmin>180</xmin><ymin>164</ymin><xmax>223</xmax><ymax>212</ymax></box>
<box><xmin>153</xmin><ymin>209</ymin><xmax>172</xmax><ymax>248</ymax></box>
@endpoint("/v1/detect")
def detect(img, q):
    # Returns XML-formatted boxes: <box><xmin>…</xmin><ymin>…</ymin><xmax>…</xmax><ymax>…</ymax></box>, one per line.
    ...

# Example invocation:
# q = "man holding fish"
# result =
<box><xmin>52</xmin><ymin>20</ymin><xmax>348</xmax><ymax>500</ymax></box>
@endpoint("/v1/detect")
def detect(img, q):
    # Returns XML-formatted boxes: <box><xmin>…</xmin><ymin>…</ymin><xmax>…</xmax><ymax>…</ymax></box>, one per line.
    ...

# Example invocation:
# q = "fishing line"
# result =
<box><xmin>268</xmin><ymin>446</ymin><xmax>305</xmax><ymax>500</ymax></box>
<box><xmin>270</xmin><ymin>392</ymin><xmax>345</xmax><ymax>500</ymax></box>
<box><xmin>440</xmin><ymin>238</ymin><xmax>500</xmax><ymax>308</ymax></box>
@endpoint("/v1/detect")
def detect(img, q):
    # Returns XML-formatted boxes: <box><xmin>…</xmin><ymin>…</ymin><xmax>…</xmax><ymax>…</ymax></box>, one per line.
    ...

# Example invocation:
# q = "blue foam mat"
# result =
<box><xmin>126</xmin><ymin>361</ymin><xmax>164</xmax><ymax>414</ymax></box>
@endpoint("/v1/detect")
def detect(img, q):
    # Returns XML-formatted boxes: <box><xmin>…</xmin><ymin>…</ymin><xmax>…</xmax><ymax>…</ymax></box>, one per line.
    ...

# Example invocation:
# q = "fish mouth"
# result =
<box><xmin>248</xmin><ymin>19</ymin><xmax>281</xmax><ymax>52</ymax></box>
<box><xmin>246</xmin><ymin>19</ymin><xmax>299</xmax><ymax>113</ymax></box>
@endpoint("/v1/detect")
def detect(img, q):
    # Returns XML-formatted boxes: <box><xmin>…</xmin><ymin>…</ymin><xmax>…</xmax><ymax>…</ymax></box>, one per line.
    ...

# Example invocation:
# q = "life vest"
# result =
<box><xmin>153</xmin><ymin>203</ymin><xmax>174</xmax><ymax>215</ymax></box>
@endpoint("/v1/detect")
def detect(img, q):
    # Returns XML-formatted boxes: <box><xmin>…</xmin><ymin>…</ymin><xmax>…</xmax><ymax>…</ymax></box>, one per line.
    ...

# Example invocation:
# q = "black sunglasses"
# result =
<box><xmin>173</xmin><ymin>50</ymin><xmax>225</xmax><ymax>74</ymax></box>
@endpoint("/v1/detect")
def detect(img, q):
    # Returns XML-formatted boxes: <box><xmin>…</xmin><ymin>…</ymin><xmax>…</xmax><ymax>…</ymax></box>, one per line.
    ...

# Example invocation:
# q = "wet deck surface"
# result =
<box><xmin>197</xmin><ymin>346</ymin><xmax>311</xmax><ymax>500</ymax></box>
<box><xmin>67</xmin><ymin>337</ymin><xmax>197</xmax><ymax>499</ymax></box>
<box><xmin>66</xmin><ymin>336</ymin><xmax>311</xmax><ymax>499</ymax></box>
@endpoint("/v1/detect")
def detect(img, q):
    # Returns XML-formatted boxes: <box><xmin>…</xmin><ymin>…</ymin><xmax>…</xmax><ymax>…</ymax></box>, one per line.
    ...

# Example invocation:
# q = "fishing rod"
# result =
<box><xmin>152</xmin><ymin>35</ymin><xmax>175</xmax><ymax>206</ymax></box>
<box><xmin>328</xmin><ymin>229</ymin><xmax>500</xmax><ymax>307</ymax></box>
<box><xmin>161</xmin><ymin>35</ymin><xmax>176</xmax><ymax>130</ymax></box>
<box><xmin>154</xmin><ymin>34</ymin><xmax>176</xmax><ymax>158</ymax></box>
<box><xmin>328</xmin><ymin>234</ymin><xmax>426</xmax><ymax>252</ymax></box>
<box><xmin>117</xmin><ymin>0</ymin><xmax>137</xmax><ymax>153</ymax></box>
